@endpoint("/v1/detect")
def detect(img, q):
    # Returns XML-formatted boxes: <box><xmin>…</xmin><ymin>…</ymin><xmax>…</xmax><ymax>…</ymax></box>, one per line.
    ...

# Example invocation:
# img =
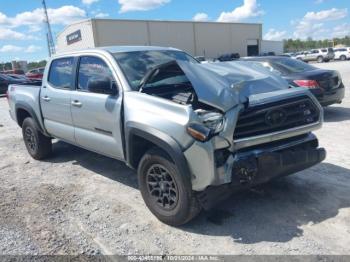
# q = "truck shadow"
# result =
<box><xmin>46</xmin><ymin>140</ymin><xmax>138</xmax><ymax>189</ymax></box>
<box><xmin>182</xmin><ymin>163</ymin><xmax>350</xmax><ymax>244</ymax></box>
<box><xmin>46</xmin><ymin>141</ymin><xmax>350</xmax><ymax>244</ymax></box>
<box><xmin>323</xmin><ymin>106</ymin><xmax>350</xmax><ymax>122</ymax></box>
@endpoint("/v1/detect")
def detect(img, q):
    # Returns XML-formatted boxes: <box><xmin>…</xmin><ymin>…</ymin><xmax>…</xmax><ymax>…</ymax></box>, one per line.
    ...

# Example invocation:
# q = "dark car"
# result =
<box><xmin>218</xmin><ymin>53</ymin><xmax>240</xmax><ymax>61</ymax></box>
<box><xmin>241</xmin><ymin>56</ymin><xmax>345</xmax><ymax>106</ymax></box>
<box><xmin>7</xmin><ymin>74</ymin><xmax>30</xmax><ymax>81</ymax></box>
<box><xmin>0</xmin><ymin>73</ymin><xmax>24</xmax><ymax>95</ymax></box>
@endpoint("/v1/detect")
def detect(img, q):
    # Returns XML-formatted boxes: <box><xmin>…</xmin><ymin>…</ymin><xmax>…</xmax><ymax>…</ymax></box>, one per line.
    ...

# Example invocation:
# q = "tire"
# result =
<box><xmin>138</xmin><ymin>148</ymin><xmax>201</xmax><ymax>226</ymax></box>
<box><xmin>22</xmin><ymin>117</ymin><xmax>52</xmax><ymax>160</ymax></box>
<box><xmin>340</xmin><ymin>55</ymin><xmax>346</xmax><ymax>61</ymax></box>
<box><xmin>317</xmin><ymin>56</ymin><xmax>324</xmax><ymax>63</ymax></box>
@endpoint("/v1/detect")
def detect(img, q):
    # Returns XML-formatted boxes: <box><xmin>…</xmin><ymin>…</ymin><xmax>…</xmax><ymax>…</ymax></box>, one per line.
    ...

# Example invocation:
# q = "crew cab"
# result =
<box><xmin>7</xmin><ymin>46</ymin><xmax>326</xmax><ymax>226</ymax></box>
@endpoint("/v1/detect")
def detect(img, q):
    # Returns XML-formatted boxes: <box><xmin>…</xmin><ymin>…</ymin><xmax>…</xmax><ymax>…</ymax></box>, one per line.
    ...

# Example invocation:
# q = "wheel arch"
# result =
<box><xmin>125</xmin><ymin>122</ymin><xmax>192</xmax><ymax>182</ymax></box>
<box><xmin>15</xmin><ymin>102</ymin><xmax>45</xmax><ymax>134</ymax></box>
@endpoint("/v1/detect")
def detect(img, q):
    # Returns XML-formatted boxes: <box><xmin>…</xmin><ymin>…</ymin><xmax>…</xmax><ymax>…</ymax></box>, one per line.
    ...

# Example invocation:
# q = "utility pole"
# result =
<box><xmin>42</xmin><ymin>0</ymin><xmax>55</xmax><ymax>56</ymax></box>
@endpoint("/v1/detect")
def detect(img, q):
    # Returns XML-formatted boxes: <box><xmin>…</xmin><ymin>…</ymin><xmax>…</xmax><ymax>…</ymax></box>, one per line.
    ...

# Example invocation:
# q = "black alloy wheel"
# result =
<box><xmin>146</xmin><ymin>164</ymin><xmax>179</xmax><ymax>210</ymax></box>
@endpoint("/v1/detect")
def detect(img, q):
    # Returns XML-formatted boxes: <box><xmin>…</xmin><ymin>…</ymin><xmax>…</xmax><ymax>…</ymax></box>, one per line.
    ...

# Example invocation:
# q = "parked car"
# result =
<box><xmin>7</xmin><ymin>46</ymin><xmax>325</xmax><ymax>225</ymax></box>
<box><xmin>280</xmin><ymin>53</ymin><xmax>294</xmax><ymax>58</ymax></box>
<box><xmin>195</xmin><ymin>56</ymin><xmax>206</xmax><ymax>62</ymax></box>
<box><xmin>26</xmin><ymin>67</ymin><xmax>45</xmax><ymax>80</ymax></box>
<box><xmin>217</xmin><ymin>53</ymin><xmax>240</xmax><ymax>61</ymax></box>
<box><xmin>296</xmin><ymin>48</ymin><xmax>335</xmax><ymax>63</ymax></box>
<box><xmin>334</xmin><ymin>47</ymin><xmax>350</xmax><ymax>61</ymax></box>
<box><xmin>241</xmin><ymin>56</ymin><xmax>345</xmax><ymax>106</ymax></box>
<box><xmin>7</xmin><ymin>74</ymin><xmax>30</xmax><ymax>81</ymax></box>
<box><xmin>260</xmin><ymin>51</ymin><xmax>276</xmax><ymax>56</ymax></box>
<box><xmin>0</xmin><ymin>73</ymin><xmax>23</xmax><ymax>94</ymax></box>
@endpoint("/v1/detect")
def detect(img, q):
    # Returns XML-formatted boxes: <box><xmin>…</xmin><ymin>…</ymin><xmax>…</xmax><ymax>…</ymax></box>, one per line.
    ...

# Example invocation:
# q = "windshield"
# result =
<box><xmin>113</xmin><ymin>50</ymin><xmax>198</xmax><ymax>90</ymax></box>
<box><xmin>269</xmin><ymin>58</ymin><xmax>316</xmax><ymax>75</ymax></box>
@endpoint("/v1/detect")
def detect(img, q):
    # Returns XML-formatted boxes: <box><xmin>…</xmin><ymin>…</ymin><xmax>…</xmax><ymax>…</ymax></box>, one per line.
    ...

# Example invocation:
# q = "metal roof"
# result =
<box><xmin>98</xmin><ymin>45</ymin><xmax>179</xmax><ymax>53</ymax></box>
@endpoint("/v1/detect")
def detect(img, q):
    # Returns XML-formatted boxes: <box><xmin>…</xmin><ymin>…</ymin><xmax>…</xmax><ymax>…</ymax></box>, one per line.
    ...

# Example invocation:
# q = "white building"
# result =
<box><xmin>57</xmin><ymin>19</ymin><xmax>283</xmax><ymax>58</ymax></box>
<box><xmin>261</xmin><ymin>40</ymin><xmax>284</xmax><ymax>55</ymax></box>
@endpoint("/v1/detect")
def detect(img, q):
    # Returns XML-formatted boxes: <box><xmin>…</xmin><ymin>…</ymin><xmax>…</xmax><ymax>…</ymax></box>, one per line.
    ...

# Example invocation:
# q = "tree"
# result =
<box><xmin>283</xmin><ymin>36</ymin><xmax>350</xmax><ymax>52</ymax></box>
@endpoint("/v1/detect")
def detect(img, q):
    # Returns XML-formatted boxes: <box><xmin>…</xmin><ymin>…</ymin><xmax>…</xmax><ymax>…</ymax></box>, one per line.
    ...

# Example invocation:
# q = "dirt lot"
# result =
<box><xmin>0</xmin><ymin>61</ymin><xmax>349</xmax><ymax>255</ymax></box>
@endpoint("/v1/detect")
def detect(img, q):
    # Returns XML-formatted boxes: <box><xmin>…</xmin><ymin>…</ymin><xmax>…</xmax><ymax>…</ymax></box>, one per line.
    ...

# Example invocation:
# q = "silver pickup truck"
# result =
<box><xmin>7</xmin><ymin>46</ymin><xmax>326</xmax><ymax>226</ymax></box>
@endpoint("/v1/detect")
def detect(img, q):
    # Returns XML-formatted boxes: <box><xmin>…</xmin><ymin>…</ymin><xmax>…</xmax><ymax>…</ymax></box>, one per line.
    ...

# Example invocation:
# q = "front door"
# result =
<box><xmin>70</xmin><ymin>56</ymin><xmax>124</xmax><ymax>160</ymax></box>
<box><xmin>41</xmin><ymin>57</ymin><xmax>75</xmax><ymax>142</ymax></box>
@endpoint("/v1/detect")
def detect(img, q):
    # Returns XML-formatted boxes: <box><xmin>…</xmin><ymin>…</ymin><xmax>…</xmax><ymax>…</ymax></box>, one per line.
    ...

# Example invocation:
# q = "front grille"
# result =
<box><xmin>233</xmin><ymin>96</ymin><xmax>320</xmax><ymax>140</ymax></box>
<box><xmin>318</xmin><ymin>76</ymin><xmax>339</xmax><ymax>91</ymax></box>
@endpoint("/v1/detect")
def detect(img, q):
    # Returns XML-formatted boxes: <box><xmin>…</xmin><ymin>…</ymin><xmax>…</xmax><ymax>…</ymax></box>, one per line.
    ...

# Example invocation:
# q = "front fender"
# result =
<box><xmin>125</xmin><ymin>122</ymin><xmax>192</xmax><ymax>183</ymax></box>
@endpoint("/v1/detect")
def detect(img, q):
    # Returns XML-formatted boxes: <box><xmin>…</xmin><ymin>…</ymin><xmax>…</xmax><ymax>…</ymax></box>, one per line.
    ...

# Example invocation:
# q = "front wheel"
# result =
<box><xmin>340</xmin><ymin>55</ymin><xmax>346</xmax><ymax>61</ymax></box>
<box><xmin>138</xmin><ymin>148</ymin><xmax>201</xmax><ymax>226</ymax></box>
<box><xmin>317</xmin><ymin>56</ymin><xmax>324</xmax><ymax>63</ymax></box>
<box><xmin>22</xmin><ymin>117</ymin><xmax>52</xmax><ymax>160</ymax></box>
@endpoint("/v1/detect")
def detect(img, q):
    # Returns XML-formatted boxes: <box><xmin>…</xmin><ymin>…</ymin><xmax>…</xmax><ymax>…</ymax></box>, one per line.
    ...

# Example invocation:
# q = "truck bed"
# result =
<box><xmin>7</xmin><ymin>83</ymin><xmax>44</xmax><ymax>130</ymax></box>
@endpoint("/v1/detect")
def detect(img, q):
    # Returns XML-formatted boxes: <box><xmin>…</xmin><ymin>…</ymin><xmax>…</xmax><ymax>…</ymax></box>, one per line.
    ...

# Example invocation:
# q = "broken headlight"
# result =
<box><xmin>187</xmin><ymin>110</ymin><xmax>225</xmax><ymax>142</ymax></box>
<box><xmin>196</xmin><ymin>110</ymin><xmax>225</xmax><ymax>134</ymax></box>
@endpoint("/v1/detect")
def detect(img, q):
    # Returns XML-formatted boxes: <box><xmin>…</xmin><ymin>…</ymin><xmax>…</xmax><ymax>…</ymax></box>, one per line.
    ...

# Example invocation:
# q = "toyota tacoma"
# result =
<box><xmin>7</xmin><ymin>46</ymin><xmax>326</xmax><ymax>225</ymax></box>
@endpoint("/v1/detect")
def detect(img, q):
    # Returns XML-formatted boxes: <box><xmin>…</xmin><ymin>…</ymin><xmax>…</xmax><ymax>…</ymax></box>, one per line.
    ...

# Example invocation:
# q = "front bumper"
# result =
<box><xmin>196</xmin><ymin>136</ymin><xmax>326</xmax><ymax>209</ymax></box>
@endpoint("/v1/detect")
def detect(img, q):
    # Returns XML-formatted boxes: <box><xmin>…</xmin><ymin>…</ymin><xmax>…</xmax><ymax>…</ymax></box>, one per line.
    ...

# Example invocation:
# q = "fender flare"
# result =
<box><xmin>15</xmin><ymin>102</ymin><xmax>46</xmax><ymax>134</ymax></box>
<box><xmin>125</xmin><ymin>122</ymin><xmax>191</xmax><ymax>181</ymax></box>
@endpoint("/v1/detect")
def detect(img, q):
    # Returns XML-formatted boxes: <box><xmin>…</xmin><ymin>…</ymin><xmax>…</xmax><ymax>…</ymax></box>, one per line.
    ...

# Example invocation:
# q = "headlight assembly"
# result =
<box><xmin>196</xmin><ymin>110</ymin><xmax>225</xmax><ymax>134</ymax></box>
<box><xmin>187</xmin><ymin>110</ymin><xmax>225</xmax><ymax>142</ymax></box>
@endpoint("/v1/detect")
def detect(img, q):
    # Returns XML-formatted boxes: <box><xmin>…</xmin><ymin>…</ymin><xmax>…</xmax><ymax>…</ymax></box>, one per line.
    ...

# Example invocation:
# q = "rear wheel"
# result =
<box><xmin>22</xmin><ymin>117</ymin><xmax>52</xmax><ymax>160</ymax></box>
<box><xmin>340</xmin><ymin>55</ymin><xmax>346</xmax><ymax>61</ymax></box>
<box><xmin>138</xmin><ymin>148</ymin><xmax>201</xmax><ymax>226</ymax></box>
<box><xmin>317</xmin><ymin>56</ymin><xmax>324</xmax><ymax>63</ymax></box>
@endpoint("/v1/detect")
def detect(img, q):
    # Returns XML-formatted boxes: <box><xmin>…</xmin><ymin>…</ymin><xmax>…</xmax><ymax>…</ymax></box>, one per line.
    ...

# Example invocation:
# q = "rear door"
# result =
<box><xmin>41</xmin><ymin>57</ymin><xmax>75</xmax><ymax>142</ymax></box>
<box><xmin>70</xmin><ymin>55</ymin><xmax>124</xmax><ymax>159</ymax></box>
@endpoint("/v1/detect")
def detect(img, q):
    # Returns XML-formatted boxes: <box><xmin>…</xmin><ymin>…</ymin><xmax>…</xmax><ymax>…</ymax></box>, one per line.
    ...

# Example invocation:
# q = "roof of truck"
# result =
<box><xmin>53</xmin><ymin>46</ymin><xmax>181</xmax><ymax>58</ymax></box>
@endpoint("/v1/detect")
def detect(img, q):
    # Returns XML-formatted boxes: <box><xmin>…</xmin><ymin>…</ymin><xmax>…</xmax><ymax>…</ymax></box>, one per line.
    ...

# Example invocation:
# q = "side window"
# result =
<box><xmin>48</xmin><ymin>57</ymin><xmax>74</xmax><ymax>89</ymax></box>
<box><xmin>77</xmin><ymin>56</ymin><xmax>114</xmax><ymax>92</ymax></box>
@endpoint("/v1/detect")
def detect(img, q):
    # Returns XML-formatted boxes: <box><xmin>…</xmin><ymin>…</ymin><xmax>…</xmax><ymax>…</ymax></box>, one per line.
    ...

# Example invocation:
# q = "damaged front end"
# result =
<box><xmin>137</xmin><ymin>59</ymin><xmax>326</xmax><ymax>207</ymax></box>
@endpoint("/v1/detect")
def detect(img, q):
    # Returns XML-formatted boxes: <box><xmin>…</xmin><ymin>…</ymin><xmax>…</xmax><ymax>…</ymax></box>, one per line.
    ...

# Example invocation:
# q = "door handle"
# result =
<box><xmin>71</xmin><ymin>100</ymin><xmax>82</xmax><ymax>107</ymax></box>
<box><xmin>42</xmin><ymin>96</ymin><xmax>51</xmax><ymax>102</ymax></box>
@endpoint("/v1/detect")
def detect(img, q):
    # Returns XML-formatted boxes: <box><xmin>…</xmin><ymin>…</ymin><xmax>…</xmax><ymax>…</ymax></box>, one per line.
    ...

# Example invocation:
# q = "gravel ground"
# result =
<box><xmin>0</xmin><ymin>61</ymin><xmax>349</xmax><ymax>255</ymax></box>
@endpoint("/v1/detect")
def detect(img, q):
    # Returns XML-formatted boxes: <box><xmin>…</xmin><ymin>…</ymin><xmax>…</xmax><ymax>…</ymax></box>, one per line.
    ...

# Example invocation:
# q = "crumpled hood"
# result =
<box><xmin>177</xmin><ymin>61</ymin><xmax>290</xmax><ymax>112</ymax></box>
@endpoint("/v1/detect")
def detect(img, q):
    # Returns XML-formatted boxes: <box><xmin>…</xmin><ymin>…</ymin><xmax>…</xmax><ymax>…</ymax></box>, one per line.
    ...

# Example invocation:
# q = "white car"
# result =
<box><xmin>334</xmin><ymin>47</ymin><xmax>350</xmax><ymax>61</ymax></box>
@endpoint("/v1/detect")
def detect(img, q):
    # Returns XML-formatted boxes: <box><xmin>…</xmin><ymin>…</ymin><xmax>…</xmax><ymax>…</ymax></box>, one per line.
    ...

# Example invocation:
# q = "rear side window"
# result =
<box><xmin>77</xmin><ymin>56</ymin><xmax>114</xmax><ymax>92</ymax></box>
<box><xmin>48</xmin><ymin>57</ymin><xmax>74</xmax><ymax>89</ymax></box>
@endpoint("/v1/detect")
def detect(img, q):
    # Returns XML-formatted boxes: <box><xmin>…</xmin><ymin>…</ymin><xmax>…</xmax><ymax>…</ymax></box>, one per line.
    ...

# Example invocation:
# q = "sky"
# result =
<box><xmin>0</xmin><ymin>0</ymin><xmax>349</xmax><ymax>62</ymax></box>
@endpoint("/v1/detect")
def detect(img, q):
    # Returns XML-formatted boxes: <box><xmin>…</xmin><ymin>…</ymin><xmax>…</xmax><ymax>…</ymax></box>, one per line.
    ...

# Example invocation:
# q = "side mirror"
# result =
<box><xmin>87</xmin><ymin>77</ymin><xmax>118</xmax><ymax>95</ymax></box>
